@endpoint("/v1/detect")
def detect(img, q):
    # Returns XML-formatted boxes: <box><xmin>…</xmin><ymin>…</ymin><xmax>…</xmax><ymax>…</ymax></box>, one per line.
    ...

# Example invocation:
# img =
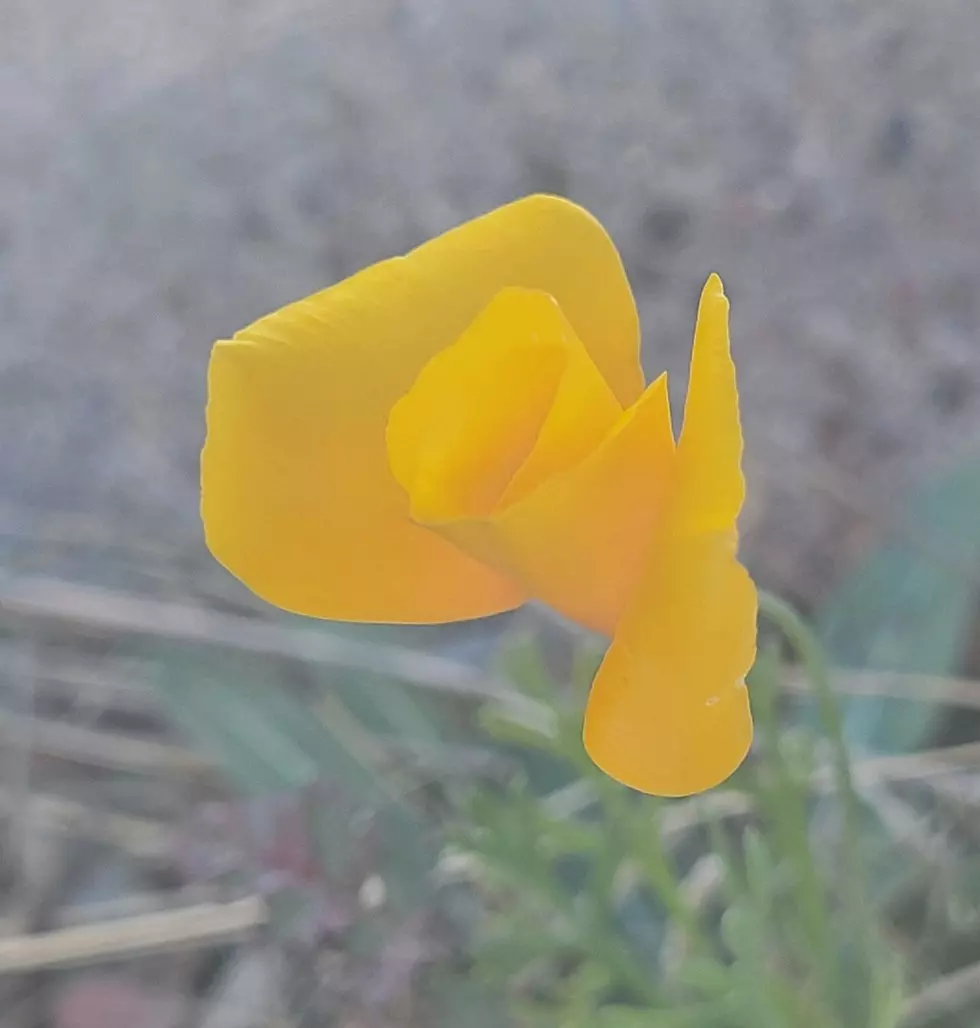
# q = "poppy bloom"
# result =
<box><xmin>202</xmin><ymin>195</ymin><xmax>756</xmax><ymax>796</ymax></box>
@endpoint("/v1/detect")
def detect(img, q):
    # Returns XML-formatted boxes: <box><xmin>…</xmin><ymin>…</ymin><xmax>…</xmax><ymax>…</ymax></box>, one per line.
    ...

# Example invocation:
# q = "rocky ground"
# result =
<box><xmin>4</xmin><ymin>0</ymin><xmax>980</xmax><ymax>605</ymax></box>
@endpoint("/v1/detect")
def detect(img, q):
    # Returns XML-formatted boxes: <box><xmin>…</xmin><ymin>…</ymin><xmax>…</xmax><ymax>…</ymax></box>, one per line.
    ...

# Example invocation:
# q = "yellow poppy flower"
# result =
<box><xmin>202</xmin><ymin>194</ymin><xmax>757</xmax><ymax>797</ymax></box>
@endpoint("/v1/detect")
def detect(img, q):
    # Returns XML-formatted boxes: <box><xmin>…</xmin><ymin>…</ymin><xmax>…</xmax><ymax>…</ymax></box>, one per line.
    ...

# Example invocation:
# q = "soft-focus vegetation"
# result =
<box><xmin>3</xmin><ymin>460</ymin><xmax>980</xmax><ymax>1026</ymax></box>
<box><xmin>8</xmin><ymin>4</ymin><xmax>980</xmax><ymax>1025</ymax></box>
<box><xmin>147</xmin><ymin>457</ymin><xmax>980</xmax><ymax>1026</ymax></box>
<box><xmin>452</xmin><ymin>599</ymin><xmax>897</xmax><ymax>1028</ymax></box>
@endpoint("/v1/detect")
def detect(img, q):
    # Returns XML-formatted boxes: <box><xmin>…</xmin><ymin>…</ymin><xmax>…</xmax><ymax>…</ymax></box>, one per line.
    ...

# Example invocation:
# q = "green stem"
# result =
<box><xmin>757</xmin><ymin>592</ymin><xmax>862</xmax><ymax>859</ymax></box>
<box><xmin>758</xmin><ymin>591</ymin><xmax>878</xmax><ymax>1014</ymax></box>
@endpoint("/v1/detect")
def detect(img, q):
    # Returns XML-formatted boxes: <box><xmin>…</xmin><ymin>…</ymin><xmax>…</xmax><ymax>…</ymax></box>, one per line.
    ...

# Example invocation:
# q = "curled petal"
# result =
<box><xmin>438</xmin><ymin>377</ymin><xmax>676</xmax><ymax>635</ymax></box>
<box><xmin>388</xmin><ymin>287</ymin><xmax>676</xmax><ymax>635</ymax></box>
<box><xmin>202</xmin><ymin>195</ymin><xmax>642</xmax><ymax>623</ymax></box>
<box><xmin>583</xmin><ymin>530</ymin><xmax>757</xmax><ymax>796</ymax></box>
<box><xmin>583</xmin><ymin>274</ymin><xmax>756</xmax><ymax>795</ymax></box>
<box><xmin>387</xmin><ymin>288</ymin><xmax>622</xmax><ymax>523</ymax></box>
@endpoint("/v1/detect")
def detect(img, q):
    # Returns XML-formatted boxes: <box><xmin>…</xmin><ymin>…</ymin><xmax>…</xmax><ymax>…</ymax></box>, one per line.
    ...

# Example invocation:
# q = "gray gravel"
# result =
<box><xmin>4</xmin><ymin>0</ymin><xmax>980</xmax><ymax>604</ymax></box>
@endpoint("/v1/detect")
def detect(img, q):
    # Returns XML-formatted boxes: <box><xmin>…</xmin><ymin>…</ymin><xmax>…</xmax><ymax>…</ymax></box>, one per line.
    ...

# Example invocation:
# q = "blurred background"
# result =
<box><xmin>2</xmin><ymin>2</ymin><xmax>980</xmax><ymax>1026</ymax></box>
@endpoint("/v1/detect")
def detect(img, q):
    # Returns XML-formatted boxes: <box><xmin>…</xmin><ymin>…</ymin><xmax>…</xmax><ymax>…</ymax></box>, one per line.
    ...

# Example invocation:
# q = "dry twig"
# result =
<box><xmin>0</xmin><ymin>788</ymin><xmax>171</xmax><ymax>859</ymax></box>
<box><xmin>0</xmin><ymin>712</ymin><xmax>211</xmax><ymax>775</ymax></box>
<box><xmin>0</xmin><ymin>896</ymin><xmax>266</xmax><ymax>973</ymax></box>
<box><xmin>0</xmin><ymin>575</ymin><xmax>545</xmax><ymax>723</ymax></box>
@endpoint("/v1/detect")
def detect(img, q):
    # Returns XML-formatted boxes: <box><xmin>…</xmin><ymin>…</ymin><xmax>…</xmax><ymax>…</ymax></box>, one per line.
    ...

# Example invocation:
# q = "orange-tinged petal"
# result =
<box><xmin>387</xmin><ymin>286</ymin><xmax>676</xmax><ymax>635</ymax></box>
<box><xmin>582</xmin><ymin>274</ymin><xmax>756</xmax><ymax>796</ymax></box>
<box><xmin>497</xmin><ymin>374</ymin><xmax>675</xmax><ymax>633</ymax></box>
<box><xmin>583</xmin><ymin>530</ymin><xmax>756</xmax><ymax>796</ymax></box>
<box><xmin>202</xmin><ymin>194</ymin><xmax>642</xmax><ymax>623</ymax></box>
<box><xmin>386</xmin><ymin>288</ymin><xmax>621</xmax><ymax>523</ymax></box>
<box><xmin>438</xmin><ymin>376</ymin><xmax>675</xmax><ymax>635</ymax></box>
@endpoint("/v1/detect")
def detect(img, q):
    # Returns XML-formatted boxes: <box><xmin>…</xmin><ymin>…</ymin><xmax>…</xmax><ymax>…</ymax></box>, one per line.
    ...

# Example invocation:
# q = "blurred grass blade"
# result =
<box><xmin>151</xmin><ymin>655</ymin><xmax>381</xmax><ymax>797</ymax></box>
<box><xmin>148</xmin><ymin>651</ymin><xmax>437</xmax><ymax>907</ymax></box>
<box><xmin>816</xmin><ymin>458</ymin><xmax>980</xmax><ymax>753</ymax></box>
<box><xmin>151</xmin><ymin>659</ymin><xmax>318</xmax><ymax>793</ymax></box>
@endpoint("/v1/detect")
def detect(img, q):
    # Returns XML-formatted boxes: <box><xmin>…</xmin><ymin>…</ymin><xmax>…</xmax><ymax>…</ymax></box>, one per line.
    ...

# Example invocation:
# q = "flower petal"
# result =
<box><xmin>411</xmin><ymin>375</ymin><xmax>676</xmax><ymax>636</ymax></box>
<box><xmin>388</xmin><ymin>285</ymin><xmax>675</xmax><ymax>635</ymax></box>
<box><xmin>582</xmin><ymin>530</ymin><xmax>757</xmax><ymax>796</ymax></box>
<box><xmin>202</xmin><ymin>195</ymin><xmax>642</xmax><ymax>622</ymax></box>
<box><xmin>670</xmin><ymin>273</ymin><xmax>746</xmax><ymax>535</ymax></box>
<box><xmin>582</xmin><ymin>274</ymin><xmax>756</xmax><ymax>796</ymax></box>
<box><xmin>386</xmin><ymin>288</ymin><xmax>621</xmax><ymax>523</ymax></box>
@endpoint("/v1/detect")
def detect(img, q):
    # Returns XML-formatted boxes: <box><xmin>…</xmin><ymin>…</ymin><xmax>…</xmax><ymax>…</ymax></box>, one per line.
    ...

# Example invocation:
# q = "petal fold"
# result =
<box><xmin>583</xmin><ymin>530</ymin><xmax>756</xmax><ymax>795</ymax></box>
<box><xmin>582</xmin><ymin>274</ymin><xmax>757</xmax><ymax>795</ymax></box>
<box><xmin>202</xmin><ymin>195</ymin><xmax>641</xmax><ymax>623</ymax></box>
<box><xmin>451</xmin><ymin>376</ymin><xmax>676</xmax><ymax>635</ymax></box>
<box><xmin>386</xmin><ymin>288</ymin><xmax>621</xmax><ymax>523</ymax></box>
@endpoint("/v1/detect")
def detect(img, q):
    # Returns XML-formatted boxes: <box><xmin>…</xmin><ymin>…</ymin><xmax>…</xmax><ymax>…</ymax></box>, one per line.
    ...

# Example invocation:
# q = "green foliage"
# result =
<box><xmin>138</xmin><ymin>597</ymin><xmax>980</xmax><ymax>1027</ymax></box>
<box><xmin>816</xmin><ymin>459</ymin><xmax>980</xmax><ymax>754</ymax></box>
<box><xmin>148</xmin><ymin>645</ymin><xmax>440</xmax><ymax>911</ymax></box>
<box><xmin>452</xmin><ymin>598</ymin><xmax>907</xmax><ymax>1028</ymax></box>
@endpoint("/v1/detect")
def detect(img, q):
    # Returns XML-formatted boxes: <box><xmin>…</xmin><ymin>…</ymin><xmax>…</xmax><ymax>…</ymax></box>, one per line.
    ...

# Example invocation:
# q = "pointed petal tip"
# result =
<box><xmin>702</xmin><ymin>272</ymin><xmax>726</xmax><ymax>300</ymax></box>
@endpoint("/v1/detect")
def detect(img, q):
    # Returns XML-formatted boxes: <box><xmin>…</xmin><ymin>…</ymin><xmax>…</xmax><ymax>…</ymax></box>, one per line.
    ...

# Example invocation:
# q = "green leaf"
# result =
<box><xmin>151</xmin><ymin>659</ymin><xmax>318</xmax><ymax>793</ymax></box>
<box><xmin>148</xmin><ymin>652</ymin><xmax>436</xmax><ymax>909</ymax></box>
